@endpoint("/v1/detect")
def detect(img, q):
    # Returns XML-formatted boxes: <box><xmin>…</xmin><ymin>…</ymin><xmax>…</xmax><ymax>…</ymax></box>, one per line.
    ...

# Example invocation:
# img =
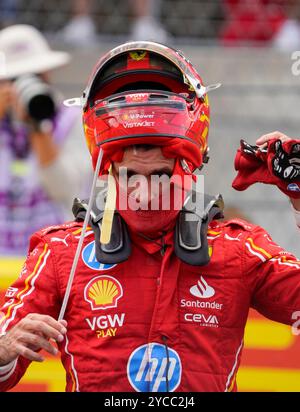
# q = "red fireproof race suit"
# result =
<box><xmin>0</xmin><ymin>217</ymin><xmax>300</xmax><ymax>392</ymax></box>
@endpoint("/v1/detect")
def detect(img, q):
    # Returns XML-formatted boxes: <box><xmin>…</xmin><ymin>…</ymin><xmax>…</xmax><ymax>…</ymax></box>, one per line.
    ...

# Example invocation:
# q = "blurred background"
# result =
<box><xmin>0</xmin><ymin>0</ymin><xmax>300</xmax><ymax>392</ymax></box>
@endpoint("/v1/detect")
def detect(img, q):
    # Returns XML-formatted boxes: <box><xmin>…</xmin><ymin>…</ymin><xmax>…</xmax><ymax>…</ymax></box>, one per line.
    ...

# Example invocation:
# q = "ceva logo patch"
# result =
<box><xmin>127</xmin><ymin>343</ymin><xmax>182</xmax><ymax>392</ymax></box>
<box><xmin>82</xmin><ymin>241</ymin><xmax>116</xmax><ymax>270</ymax></box>
<box><xmin>84</xmin><ymin>275</ymin><xmax>123</xmax><ymax>311</ymax></box>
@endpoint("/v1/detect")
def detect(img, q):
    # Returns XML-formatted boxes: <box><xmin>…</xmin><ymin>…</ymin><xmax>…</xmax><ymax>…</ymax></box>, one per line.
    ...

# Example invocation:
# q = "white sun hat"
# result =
<box><xmin>0</xmin><ymin>24</ymin><xmax>71</xmax><ymax>80</ymax></box>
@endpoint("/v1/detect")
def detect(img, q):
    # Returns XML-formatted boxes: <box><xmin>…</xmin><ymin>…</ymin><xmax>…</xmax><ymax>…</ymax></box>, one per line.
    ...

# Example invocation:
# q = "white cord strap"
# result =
<box><xmin>58</xmin><ymin>149</ymin><xmax>104</xmax><ymax>321</ymax></box>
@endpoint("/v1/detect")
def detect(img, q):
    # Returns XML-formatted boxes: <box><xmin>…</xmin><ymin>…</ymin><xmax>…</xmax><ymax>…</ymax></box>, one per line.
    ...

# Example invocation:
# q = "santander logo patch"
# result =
<box><xmin>190</xmin><ymin>276</ymin><xmax>215</xmax><ymax>299</ymax></box>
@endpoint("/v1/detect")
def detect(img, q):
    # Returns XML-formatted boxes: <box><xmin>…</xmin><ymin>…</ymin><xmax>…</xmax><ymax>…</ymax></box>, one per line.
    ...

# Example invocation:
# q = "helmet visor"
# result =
<box><xmin>91</xmin><ymin>91</ymin><xmax>200</xmax><ymax>150</ymax></box>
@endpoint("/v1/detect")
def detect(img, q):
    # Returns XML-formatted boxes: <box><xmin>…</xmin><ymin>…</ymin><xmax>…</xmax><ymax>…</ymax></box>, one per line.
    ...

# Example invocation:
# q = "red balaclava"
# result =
<box><xmin>111</xmin><ymin>143</ymin><xmax>193</xmax><ymax>236</ymax></box>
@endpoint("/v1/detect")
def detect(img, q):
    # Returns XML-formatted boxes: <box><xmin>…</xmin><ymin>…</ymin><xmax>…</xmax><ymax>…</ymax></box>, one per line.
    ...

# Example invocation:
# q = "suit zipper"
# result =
<box><xmin>162</xmin><ymin>335</ymin><xmax>170</xmax><ymax>393</ymax></box>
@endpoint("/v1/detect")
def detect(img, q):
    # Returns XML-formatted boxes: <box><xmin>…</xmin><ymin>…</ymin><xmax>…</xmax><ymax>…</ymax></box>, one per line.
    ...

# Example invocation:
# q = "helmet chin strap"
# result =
<box><xmin>58</xmin><ymin>148</ymin><xmax>104</xmax><ymax>321</ymax></box>
<box><xmin>100</xmin><ymin>164</ymin><xmax>117</xmax><ymax>245</ymax></box>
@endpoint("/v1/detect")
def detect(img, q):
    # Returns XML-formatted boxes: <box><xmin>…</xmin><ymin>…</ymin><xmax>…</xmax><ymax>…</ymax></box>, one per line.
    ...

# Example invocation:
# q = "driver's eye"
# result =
<box><xmin>126</xmin><ymin>170</ymin><xmax>136</xmax><ymax>179</ymax></box>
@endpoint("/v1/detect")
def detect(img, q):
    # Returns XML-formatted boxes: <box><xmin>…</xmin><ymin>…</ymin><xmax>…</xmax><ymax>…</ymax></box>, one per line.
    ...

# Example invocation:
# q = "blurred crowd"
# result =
<box><xmin>0</xmin><ymin>0</ymin><xmax>300</xmax><ymax>49</ymax></box>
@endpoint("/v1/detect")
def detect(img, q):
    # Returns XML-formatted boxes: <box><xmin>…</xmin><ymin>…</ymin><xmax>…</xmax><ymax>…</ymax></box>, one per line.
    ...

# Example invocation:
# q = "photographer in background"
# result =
<box><xmin>0</xmin><ymin>24</ymin><xmax>90</xmax><ymax>256</ymax></box>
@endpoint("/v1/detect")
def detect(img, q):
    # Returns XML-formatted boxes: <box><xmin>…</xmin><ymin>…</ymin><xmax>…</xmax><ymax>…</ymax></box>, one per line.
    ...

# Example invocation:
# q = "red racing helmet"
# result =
<box><xmin>65</xmin><ymin>41</ymin><xmax>220</xmax><ymax>174</ymax></box>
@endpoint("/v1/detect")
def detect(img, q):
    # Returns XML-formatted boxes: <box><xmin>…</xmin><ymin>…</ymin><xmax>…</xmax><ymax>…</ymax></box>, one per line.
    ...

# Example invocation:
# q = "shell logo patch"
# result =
<box><xmin>84</xmin><ymin>275</ymin><xmax>123</xmax><ymax>311</ymax></box>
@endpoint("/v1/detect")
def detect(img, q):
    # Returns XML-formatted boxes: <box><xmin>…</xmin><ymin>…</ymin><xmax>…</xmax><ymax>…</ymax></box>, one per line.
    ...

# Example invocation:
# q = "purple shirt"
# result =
<box><xmin>0</xmin><ymin>106</ymin><xmax>79</xmax><ymax>256</ymax></box>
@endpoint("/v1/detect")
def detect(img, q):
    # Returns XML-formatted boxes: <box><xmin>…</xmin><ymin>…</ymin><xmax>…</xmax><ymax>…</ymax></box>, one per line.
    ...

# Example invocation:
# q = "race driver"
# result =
<box><xmin>0</xmin><ymin>41</ymin><xmax>299</xmax><ymax>392</ymax></box>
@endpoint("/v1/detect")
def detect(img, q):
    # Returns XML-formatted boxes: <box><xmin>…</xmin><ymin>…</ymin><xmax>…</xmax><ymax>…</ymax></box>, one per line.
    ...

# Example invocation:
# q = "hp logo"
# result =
<box><xmin>82</xmin><ymin>241</ymin><xmax>116</xmax><ymax>271</ymax></box>
<box><xmin>127</xmin><ymin>343</ymin><xmax>181</xmax><ymax>392</ymax></box>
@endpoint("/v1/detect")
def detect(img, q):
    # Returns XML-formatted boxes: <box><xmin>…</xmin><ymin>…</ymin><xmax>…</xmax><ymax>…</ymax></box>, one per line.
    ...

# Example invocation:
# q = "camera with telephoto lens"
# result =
<box><xmin>14</xmin><ymin>74</ymin><xmax>57</xmax><ymax>123</ymax></box>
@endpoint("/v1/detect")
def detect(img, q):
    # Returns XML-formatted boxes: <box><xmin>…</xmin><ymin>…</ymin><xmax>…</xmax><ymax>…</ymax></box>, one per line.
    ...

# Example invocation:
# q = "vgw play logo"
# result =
<box><xmin>82</xmin><ymin>241</ymin><xmax>116</xmax><ymax>270</ymax></box>
<box><xmin>127</xmin><ymin>343</ymin><xmax>182</xmax><ymax>392</ymax></box>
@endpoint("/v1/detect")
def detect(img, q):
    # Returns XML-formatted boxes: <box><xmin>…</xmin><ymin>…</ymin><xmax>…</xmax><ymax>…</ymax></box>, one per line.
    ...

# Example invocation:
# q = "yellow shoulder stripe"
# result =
<box><xmin>72</xmin><ymin>226</ymin><xmax>92</xmax><ymax>235</ymax></box>
<box><xmin>207</xmin><ymin>230</ymin><xmax>221</xmax><ymax>236</ymax></box>
<box><xmin>247</xmin><ymin>238</ymin><xmax>272</xmax><ymax>259</ymax></box>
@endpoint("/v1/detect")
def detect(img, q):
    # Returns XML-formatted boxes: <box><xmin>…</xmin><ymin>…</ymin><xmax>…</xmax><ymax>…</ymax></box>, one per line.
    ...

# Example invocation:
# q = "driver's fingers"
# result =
<box><xmin>23</xmin><ymin>319</ymin><xmax>65</xmax><ymax>343</ymax></box>
<box><xmin>14</xmin><ymin>343</ymin><xmax>45</xmax><ymax>363</ymax></box>
<box><xmin>256</xmin><ymin>131</ymin><xmax>291</xmax><ymax>147</ymax></box>
<box><xmin>18</xmin><ymin>331</ymin><xmax>58</xmax><ymax>356</ymax></box>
